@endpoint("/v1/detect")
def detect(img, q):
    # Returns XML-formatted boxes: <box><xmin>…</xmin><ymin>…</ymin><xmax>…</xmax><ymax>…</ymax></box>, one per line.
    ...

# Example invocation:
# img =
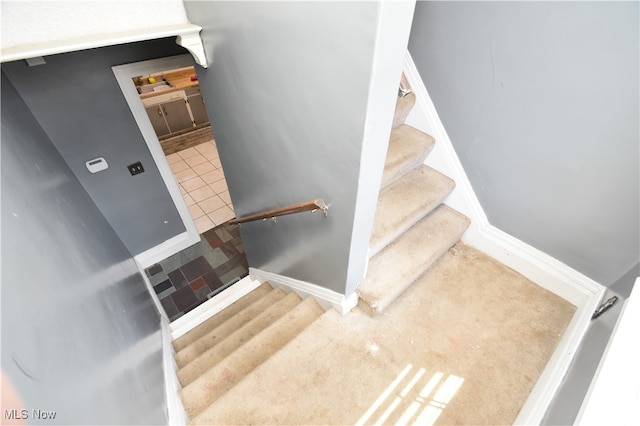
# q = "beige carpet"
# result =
<box><xmin>189</xmin><ymin>242</ymin><xmax>576</xmax><ymax>425</ymax></box>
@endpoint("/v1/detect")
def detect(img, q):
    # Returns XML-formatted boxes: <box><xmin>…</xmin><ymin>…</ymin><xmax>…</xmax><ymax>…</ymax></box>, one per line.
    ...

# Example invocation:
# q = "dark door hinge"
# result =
<box><xmin>592</xmin><ymin>296</ymin><xmax>618</xmax><ymax>320</ymax></box>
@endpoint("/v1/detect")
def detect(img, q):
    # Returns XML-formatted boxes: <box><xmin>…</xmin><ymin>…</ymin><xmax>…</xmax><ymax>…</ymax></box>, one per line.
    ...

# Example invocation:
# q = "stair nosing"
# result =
<box><xmin>177</xmin><ymin>292</ymin><xmax>302</xmax><ymax>386</ymax></box>
<box><xmin>174</xmin><ymin>287</ymin><xmax>287</xmax><ymax>368</ymax></box>
<box><xmin>181</xmin><ymin>297</ymin><xmax>324</xmax><ymax>420</ymax></box>
<box><xmin>370</xmin><ymin>165</ymin><xmax>456</xmax><ymax>258</ymax></box>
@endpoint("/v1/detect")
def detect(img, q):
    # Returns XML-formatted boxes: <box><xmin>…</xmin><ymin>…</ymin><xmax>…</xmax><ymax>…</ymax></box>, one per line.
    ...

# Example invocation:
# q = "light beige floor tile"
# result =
<box><xmin>218</xmin><ymin>190</ymin><xmax>232</xmax><ymax>205</ymax></box>
<box><xmin>182</xmin><ymin>177</ymin><xmax>207</xmax><ymax>192</ymax></box>
<box><xmin>184</xmin><ymin>154</ymin><xmax>208</xmax><ymax>168</ymax></box>
<box><xmin>199</xmin><ymin>195</ymin><xmax>226</xmax><ymax>214</ymax></box>
<box><xmin>203</xmin><ymin>149</ymin><xmax>220</xmax><ymax>161</ymax></box>
<box><xmin>170</xmin><ymin>160</ymin><xmax>190</xmax><ymax>174</ymax></box>
<box><xmin>208</xmin><ymin>205</ymin><xmax>235</xmax><ymax>226</ymax></box>
<box><xmin>188</xmin><ymin>203</ymin><xmax>205</xmax><ymax>219</ymax></box>
<box><xmin>179</xmin><ymin>184</ymin><xmax>187</xmax><ymax>195</ymax></box>
<box><xmin>190</xmin><ymin>185</ymin><xmax>216</xmax><ymax>203</ymax></box>
<box><xmin>209</xmin><ymin>178</ymin><xmax>229</xmax><ymax>194</ymax></box>
<box><xmin>175</xmin><ymin>168</ymin><xmax>198</xmax><ymax>183</ymax></box>
<box><xmin>183</xmin><ymin>193</ymin><xmax>196</xmax><ymax>206</ymax></box>
<box><xmin>194</xmin><ymin>215</ymin><xmax>215</xmax><ymax>234</ymax></box>
<box><xmin>195</xmin><ymin>142</ymin><xmax>216</xmax><ymax>154</ymax></box>
<box><xmin>166</xmin><ymin>152</ymin><xmax>181</xmax><ymax>164</ymax></box>
<box><xmin>211</xmin><ymin>158</ymin><xmax>223</xmax><ymax>169</ymax></box>
<box><xmin>201</xmin><ymin>169</ymin><xmax>224</xmax><ymax>184</ymax></box>
<box><xmin>192</xmin><ymin>161</ymin><xmax>216</xmax><ymax>175</ymax></box>
<box><xmin>177</xmin><ymin>147</ymin><xmax>200</xmax><ymax>160</ymax></box>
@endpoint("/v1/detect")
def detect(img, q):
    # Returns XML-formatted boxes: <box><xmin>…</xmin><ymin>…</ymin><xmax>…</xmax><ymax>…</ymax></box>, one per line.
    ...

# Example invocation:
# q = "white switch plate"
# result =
<box><xmin>86</xmin><ymin>157</ymin><xmax>108</xmax><ymax>173</ymax></box>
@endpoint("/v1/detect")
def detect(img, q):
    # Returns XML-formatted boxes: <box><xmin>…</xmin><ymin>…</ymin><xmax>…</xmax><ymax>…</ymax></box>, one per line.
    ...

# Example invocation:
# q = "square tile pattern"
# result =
<box><xmin>145</xmin><ymin>222</ymin><xmax>249</xmax><ymax>322</ymax></box>
<box><xmin>166</xmin><ymin>140</ymin><xmax>235</xmax><ymax>234</ymax></box>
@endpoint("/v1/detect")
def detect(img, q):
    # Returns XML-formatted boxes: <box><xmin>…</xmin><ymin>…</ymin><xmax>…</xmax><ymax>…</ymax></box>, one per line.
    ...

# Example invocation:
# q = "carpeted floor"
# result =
<box><xmin>189</xmin><ymin>242</ymin><xmax>576</xmax><ymax>425</ymax></box>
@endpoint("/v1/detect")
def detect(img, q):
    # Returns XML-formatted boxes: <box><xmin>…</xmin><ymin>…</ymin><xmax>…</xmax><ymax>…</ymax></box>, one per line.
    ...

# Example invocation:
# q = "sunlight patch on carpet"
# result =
<box><xmin>357</xmin><ymin>364</ymin><xmax>464</xmax><ymax>425</ymax></box>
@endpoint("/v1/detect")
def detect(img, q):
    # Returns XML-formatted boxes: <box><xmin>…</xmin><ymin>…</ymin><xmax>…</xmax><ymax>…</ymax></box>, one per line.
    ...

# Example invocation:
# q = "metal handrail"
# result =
<box><xmin>228</xmin><ymin>198</ymin><xmax>328</xmax><ymax>225</ymax></box>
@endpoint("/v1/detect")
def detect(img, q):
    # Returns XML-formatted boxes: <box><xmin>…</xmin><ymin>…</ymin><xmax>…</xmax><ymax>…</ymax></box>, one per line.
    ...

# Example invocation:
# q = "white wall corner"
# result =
<box><xmin>402</xmin><ymin>49</ymin><xmax>608</xmax><ymax>424</ymax></box>
<box><xmin>249</xmin><ymin>268</ymin><xmax>358</xmax><ymax>315</ymax></box>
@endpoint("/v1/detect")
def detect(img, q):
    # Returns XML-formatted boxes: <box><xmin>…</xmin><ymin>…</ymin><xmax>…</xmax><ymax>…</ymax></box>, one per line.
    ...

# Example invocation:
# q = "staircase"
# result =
<box><xmin>175</xmin><ymin>89</ymin><xmax>472</xmax><ymax>423</ymax></box>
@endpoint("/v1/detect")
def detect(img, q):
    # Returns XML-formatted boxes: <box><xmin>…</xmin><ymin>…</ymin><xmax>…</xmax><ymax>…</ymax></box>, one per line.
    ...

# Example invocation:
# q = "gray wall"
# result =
<box><xmin>1</xmin><ymin>72</ymin><xmax>167</xmax><ymax>424</ymax></box>
<box><xmin>2</xmin><ymin>38</ymin><xmax>187</xmax><ymax>256</ymax></box>
<box><xmin>184</xmin><ymin>1</ymin><xmax>390</xmax><ymax>294</ymax></box>
<box><xmin>408</xmin><ymin>2</ymin><xmax>639</xmax><ymax>422</ymax></box>
<box><xmin>409</xmin><ymin>1</ymin><xmax>639</xmax><ymax>287</ymax></box>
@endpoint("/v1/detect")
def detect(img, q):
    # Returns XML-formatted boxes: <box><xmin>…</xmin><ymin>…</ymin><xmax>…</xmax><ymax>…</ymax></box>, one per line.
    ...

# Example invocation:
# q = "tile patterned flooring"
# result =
<box><xmin>166</xmin><ymin>140</ymin><xmax>235</xmax><ymax>234</ymax></box>
<box><xmin>145</xmin><ymin>222</ymin><xmax>249</xmax><ymax>322</ymax></box>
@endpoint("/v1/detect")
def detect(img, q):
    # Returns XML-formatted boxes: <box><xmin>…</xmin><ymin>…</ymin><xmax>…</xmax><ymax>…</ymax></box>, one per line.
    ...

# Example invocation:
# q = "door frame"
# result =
<box><xmin>112</xmin><ymin>54</ymin><xmax>201</xmax><ymax>268</ymax></box>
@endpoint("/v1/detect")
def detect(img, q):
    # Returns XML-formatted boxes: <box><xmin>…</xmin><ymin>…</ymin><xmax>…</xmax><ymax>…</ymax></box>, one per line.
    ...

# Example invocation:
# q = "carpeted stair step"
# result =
<box><xmin>392</xmin><ymin>92</ymin><xmax>416</xmax><ymax>129</ymax></box>
<box><xmin>358</xmin><ymin>204</ymin><xmax>470</xmax><ymax>316</ymax></box>
<box><xmin>175</xmin><ymin>287</ymin><xmax>286</xmax><ymax>368</ymax></box>
<box><xmin>181</xmin><ymin>296</ymin><xmax>324</xmax><ymax>420</ymax></box>
<box><xmin>381</xmin><ymin>124</ymin><xmax>435</xmax><ymax>188</ymax></box>
<box><xmin>172</xmin><ymin>282</ymin><xmax>272</xmax><ymax>352</ymax></box>
<box><xmin>177</xmin><ymin>292</ymin><xmax>302</xmax><ymax>386</ymax></box>
<box><xmin>370</xmin><ymin>165</ymin><xmax>455</xmax><ymax>257</ymax></box>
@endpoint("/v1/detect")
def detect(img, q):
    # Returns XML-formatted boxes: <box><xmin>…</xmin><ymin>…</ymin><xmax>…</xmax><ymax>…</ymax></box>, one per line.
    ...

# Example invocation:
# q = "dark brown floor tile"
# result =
<box><xmin>146</xmin><ymin>263</ymin><xmax>163</xmax><ymax>277</ymax></box>
<box><xmin>219</xmin><ymin>241</ymin><xmax>239</xmax><ymax>258</ymax></box>
<box><xmin>171</xmin><ymin>285</ymin><xmax>199</xmax><ymax>311</ymax></box>
<box><xmin>181</xmin><ymin>256</ymin><xmax>215</xmax><ymax>282</ymax></box>
<box><xmin>204</xmin><ymin>231</ymin><xmax>224</xmax><ymax>249</ymax></box>
<box><xmin>202</xmin><ymin>271</ymin><xmax>224</xmax><ymax>292</ymax></box>
<box><xmin>160</xmin><ymin>295</ymin><xmax>179</xmax><ymax>318</ymax></box>
<box><xmin>168</xmin><ymin>269</ymin><xmax>188</xmax><ymax>289</ymax></box>
<box><xmin>190</xmin><ymin>277</ymin><xmax>206</xmax><ymax>291</ymax></box>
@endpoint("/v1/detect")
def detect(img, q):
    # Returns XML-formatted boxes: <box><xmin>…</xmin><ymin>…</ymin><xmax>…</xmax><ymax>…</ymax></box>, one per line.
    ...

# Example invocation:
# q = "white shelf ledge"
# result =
<box><xmin>0</xmin><ymin>23</ymin><xmax>207</xmax><ymax>67</ymax></box>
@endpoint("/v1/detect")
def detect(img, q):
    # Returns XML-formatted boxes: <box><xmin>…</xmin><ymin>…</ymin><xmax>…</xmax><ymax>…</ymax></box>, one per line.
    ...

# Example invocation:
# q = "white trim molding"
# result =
<box><xmin>113</xmin><ymin>55</ymin><xmax>202</xmax><ymax>269</ymax></box>
<box><xmin>170</xmin><ymin>275</ymin><xmax>262</xmax><ymax>340</ymax></box>
<box><xmin>134</xmin><ymin>231</ymin><xmax>199</xmax><ymax>270</ymax></box>
<box><xmin>161</xmin><ymin>316</ymin><xmax>188</xmax><ymax>426</ymax></box>
<box><xmin>402</xmin><ymin>50</ymin><xmax>607</xmax><ymax>424</ymax></box>
<box><xmin>250</xmin><ymin>268</ymin><xmax>359</xmax><ymax>315</ymax></box>
<box><xmin>1</xmin><ymin>23</ymin><xmax>206</xmax><ymax>66</ymax></box>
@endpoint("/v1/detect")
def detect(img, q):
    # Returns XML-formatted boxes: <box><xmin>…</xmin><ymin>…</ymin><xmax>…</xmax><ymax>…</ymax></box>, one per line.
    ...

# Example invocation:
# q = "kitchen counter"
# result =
<box><xmin>138</xmin><ymin>66</ymin><xmax>200</xmax><ymax>100</ymax></box>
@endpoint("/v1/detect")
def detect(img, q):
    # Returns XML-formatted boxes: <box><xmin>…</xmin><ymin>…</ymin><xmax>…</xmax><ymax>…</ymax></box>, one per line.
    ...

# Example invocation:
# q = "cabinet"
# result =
<box><xmin>142</xmin><ymin>86</ymin><xmax>209</xmax><ymax>139</ymax></box>
<box><xmin>145</xmin><ymin>105</ymin><xmax>171</xmax><ymax>137</ymax></box>
<box><xmin>162</xmin><ymin>99</ymin><xmax>193</xmax><ymax>133</ymax></box>
<box><xmin>188</xmin><ymin>94</ymin><xmax>209</xmax><ymax>126</ymax></box>
<box><xmin>144</xmin><ymin>97</ymin><xmax>194</xmax><ymax>137</ymax></box>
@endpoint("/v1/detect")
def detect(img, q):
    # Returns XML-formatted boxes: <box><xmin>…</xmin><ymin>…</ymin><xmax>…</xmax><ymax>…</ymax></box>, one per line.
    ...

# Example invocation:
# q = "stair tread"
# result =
<box><xmin>382</xmin><ymin>124</ymin><xmax>435</xmax><ymax>188</ymax></box>
<box><xmin>175</xmin><ymin>287</ymin><xmax>286</xmax><ymax>368</ymax></box>
<box><xmin>358</xmin><ymin>204</ymin><xmax>470</xmax><ymax>315</ymax></box>
<box><xmin>177</xmin><ymin>292</ymin><xmax>302</xmax><ymax>386</ymax></box>
<box><xmin>182</xmin><ymin>297</ymin><xmax>324</xmax><ymax>420</ymax></box>
<box><xmin>392</xmin><ymin>92</ymin><xmax>416</xmax><ymax>129</ymax></box>
<box><xmin>172</xmin><ymin>282</ymin><xmax>272</xmax><ymax>352</ymax></box>
<box><xmin>371</xmin><ymin>165</ymin><xmax>455</xmax><ymax>257</ymax></box>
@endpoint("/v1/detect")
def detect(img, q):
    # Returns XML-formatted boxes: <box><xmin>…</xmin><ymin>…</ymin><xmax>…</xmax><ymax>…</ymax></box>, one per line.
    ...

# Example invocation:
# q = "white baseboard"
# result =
<box><xmin>249</xmin><ymin>267</ymin><xmax>359</xmax><ymax>315</ymax></box>
<box><xmin>161</xmin><ymin>316</ymin><xmax>188</xmax><ymax>426</ymax></box>
<box><xmin>403</xmin><ymin>50</ymin><xmax>607</xmax><ymax>424</ymax></box>
<box><xmin>170</xmin><ymin>275</ymin><xmax>262</xmax><ymax>340</ymax></box>
<box><xmin>134</xmin><ymin>231</ymin><xmax>200</xmax><ymax>270</ymax></box>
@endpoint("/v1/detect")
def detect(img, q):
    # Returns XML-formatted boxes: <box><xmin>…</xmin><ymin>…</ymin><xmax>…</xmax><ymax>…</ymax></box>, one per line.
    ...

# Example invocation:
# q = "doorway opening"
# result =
<box><xmin>113</xmin><ymin>55</ymin><xmax>247</xmax><ymax>322</ymax></box>
<box><xmin>133</xmin><ymin>64</ymin><xmax>235</xmax><ymax>234</ymax></box>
